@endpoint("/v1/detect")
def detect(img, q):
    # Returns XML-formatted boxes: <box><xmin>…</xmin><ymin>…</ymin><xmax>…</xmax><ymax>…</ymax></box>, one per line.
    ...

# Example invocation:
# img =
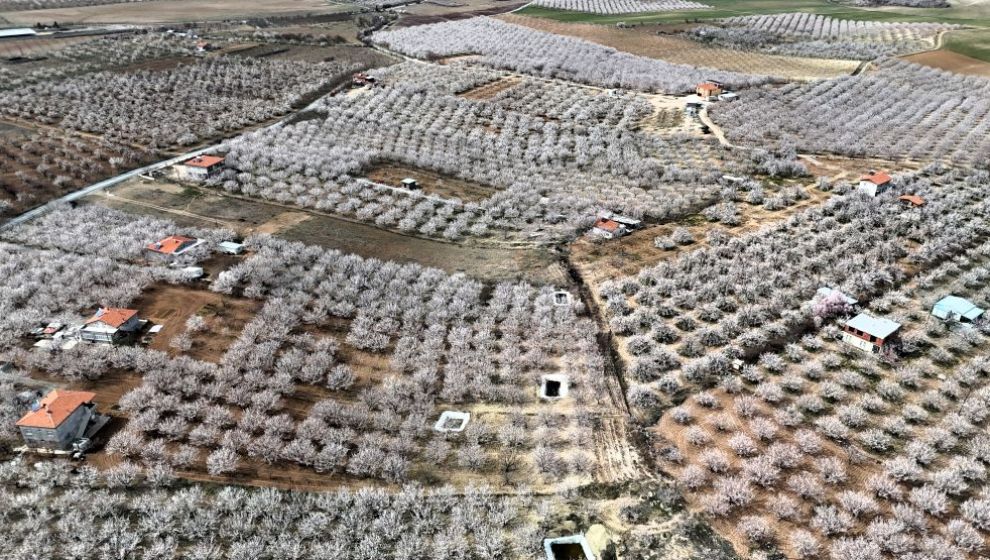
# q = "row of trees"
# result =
<box><xmin>1</xmin><ymin>55</ymin><xmax>362</xmax><ymax>150</ymax></box>
<box><xmin>720</xmin><ymin>12</ymin><xmax>954</xmax><ymax>41</ymax></box>
<box><xmin>608</xmin><ymin>167</ymin><xmax>990</xmax><ymax>409</ymax></box>
<box><xmin>218</xmin><ymin>69</ymin><xmax>744</xmax><ymax>241</ymax></box>
<box><xmin>371</xmin><ymin>17</ymin><xmax>775</xmax><ymax>93</ymax></box>
<box><xmin>713</xmin><ymin>60</ymin><xmax>990</xmax><ymax>164</ymax></box>
<box><xmin>531</xmin><ymin>0</ymin><xmax>708</xmax><ymax>15</ymax></box>
<box><xmin>0</xmin><ymin>457</ymin><xmax>549</xmax><ymax>559</ymax></box>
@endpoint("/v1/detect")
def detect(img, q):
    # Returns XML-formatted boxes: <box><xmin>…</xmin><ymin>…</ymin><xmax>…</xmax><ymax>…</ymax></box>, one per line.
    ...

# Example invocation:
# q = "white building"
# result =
<box><xmin>80</xmin><ymin>307</ymin><xmax>141</xmax><ymax>343</ymax></box>
<box><xmin>841</xmin><ymin>313</ymin><xmax>901</xmax><ymax>353</ymax></box>
<box><xmin>858</xmin><ymin>171</ymin><xmax>893</xmax><ymax>197</ymax></box>
<box><xmin>176</xmin><ymin>155</ymin><xmax>224</xmax><ymax>182</ymax></box>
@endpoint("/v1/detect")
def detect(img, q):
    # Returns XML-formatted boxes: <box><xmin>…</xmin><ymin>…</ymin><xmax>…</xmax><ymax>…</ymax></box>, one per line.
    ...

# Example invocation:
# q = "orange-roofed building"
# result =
<box><xmin>146</xmin><ymin>235</ymin><xmax>199</xmax><ymax>258</ymax></box>
<box><xmin>696</xmin><ymin>82</ymin><xmax>723</xmax><ymax>100</ymax></box>
<box><xmin>899</xmin><ymin>194</ymin><xmax>925</xmax><ymax>207</ymax></box>
<box><xmin>177</xmin><ymin>154</ymin><xmax>225</xmax><ymax>182</ymax></box>
<box><xmin>80</xmin><ymin>307</ymin><xmax>141</xmax><ymax>343</ymax></box>
<box><xmin>859</xmin><ymin>171</ymin><xmax>894</xmax><ymax>197</ymax></box>
<box><xmin>17</xmin><ymin>390</ymin><xmax>99</xmax><ymax>450</ymax></box>
<box><xmin>591</xmin><ymin>217</ymin><xmax>628</xmax><ymax>240</ymax></box>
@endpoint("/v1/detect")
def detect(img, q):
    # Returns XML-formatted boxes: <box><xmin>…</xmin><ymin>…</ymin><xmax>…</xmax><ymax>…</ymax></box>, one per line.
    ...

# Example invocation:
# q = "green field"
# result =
<box><xmin>516</xmin><ymin>0</ymin><xmax>990</xmax><ymax>27</ymax></box>
<box><xmin>943</xmin><ymin>27</ymin><xmax>990</xmax><ymax>61</ymax></box>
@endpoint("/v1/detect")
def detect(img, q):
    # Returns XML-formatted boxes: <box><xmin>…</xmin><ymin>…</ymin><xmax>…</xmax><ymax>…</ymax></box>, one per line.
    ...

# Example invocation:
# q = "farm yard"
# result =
<box><xmin>1</xmin><ymin>2</ymin><xmax>990</xmax><ymax>559</ymax></box>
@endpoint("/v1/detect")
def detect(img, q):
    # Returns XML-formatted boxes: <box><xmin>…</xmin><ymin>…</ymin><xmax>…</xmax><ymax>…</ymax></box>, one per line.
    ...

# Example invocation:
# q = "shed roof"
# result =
<box><xmin>16</xmin><ymin>390</ymin><xmax>95</xmax><ymax>429</ymax></box>
<box><xmin>85</xmin><ymin>307</ymin><xmax>138</xmax><ymax>328</ymax></box>
<box><xmin>898</xmin><ymin>194</ymin><xmax>925</xmax><ymax>206</ymax></box>
<box><xmin>861</xmin><ymin>171</ymin><xmax>892</xmax><ymax>185</ymax></box>
<box><xmin>846</xmin><ymin>313</ymin><xmax>901</xmax><ymax>339</ymax></box>
<box><xmin>183</xmin><ymin>155</ymin><xmax>224</xmax><ymax>168</ymax></box>
<box><xmin>697</xmin><ymin>82</ymin><xmax>721</xmax><ymax>92</ymax></box>
<box><xmin>147</xmin><ymin>235</ymin><xmax>197</xmax><ymax>254</ymax></box>
<box><xmin>0</xmin><ymin>28</ymin><xmax>37</xmax><ymax>38</ymax></box>
<box><xmin>933</xmin><ymin>296</ymin><xmax>984</xmax><ymax>321</ymax></box>
<box><xmin>594</xmin><ymin>218</ymin><xmax>622</xmax><ymax>232</ymax></box>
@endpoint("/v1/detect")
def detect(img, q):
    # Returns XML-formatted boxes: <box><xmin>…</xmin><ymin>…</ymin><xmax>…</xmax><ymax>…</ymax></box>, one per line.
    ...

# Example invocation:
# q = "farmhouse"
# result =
<box><xmin>16</xmin><ymin>390</ymin><xmax>106</xmax><ymax>451</ymax></box>
<box><xmin>604</xmin><ymin>212</ymin><xmax>642</xmax><ymax>230</ymax></box>
<box><xmin>146</xmin><ymin>235</ymin><xmax>200</xmax><ymax>259</ymax></box>
<box><xmin>696</xmin><ymin>82</ymin><xmax>723</xmax><ymax>101</ymax></box>
<box><xmin>932</xmin><ymin>295</ymin><xmax>984</xmax><ymax>325</ymax></box>
<box><xmin>899</xmin><ymin>194</ymin><xmax>925</xmax><ymax>207</ymax></box>
<box><xmin>590</xmin><ymin>217</ymin><xmax>627</xmax><ymax>239</ymax></box>
<box><xmin>80</xmin><ymin>307</ymin><xmax>141</xmax><ymax>343</ymax></box>
<box><xmin>858</xmin><ymin>171</ymin><xmax>893</xmax><ymax>197</ymax></box>
<box><xmin>176</xmin><ymin>155</ymin><xmax>225</xmax><ymax>182</ymax></box>
<box><xmin>841</xmin><ymin>313</ymin><xmax>901</xmax><ymax>353</ymax></box>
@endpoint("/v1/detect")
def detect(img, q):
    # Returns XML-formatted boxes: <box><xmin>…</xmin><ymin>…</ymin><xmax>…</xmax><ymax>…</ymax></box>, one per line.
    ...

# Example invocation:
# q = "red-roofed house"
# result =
<box><xmin>17</xmin><ymin>390</ymin><xmax>99</xmax><ymax>450</ymax></box>
<box><xmin>146</xmin><ymin>235</ymin><xmax>200</xmax><ymax>259</ymax></box>
<box><xmin>696</xmin><ymin>82</ymin><xmax>723</xmax><ymax>101</ymax></box>
<box><xmin>80</xmin><ymin>307</ymin><xmax>140</xmax><ymax>343</ymax></box>
<box><xmin>859</xmin><ymin>171</ymin><xmax>893</xmax><ymax>197</ymax></box>
<box><xmin>176</xmin><ymin>155</ymin><xmax>225</xmax><ymax>182</ymax></box>
<box><xmin>591</xmin><ymin>217</ymin><xmax>628</xmax><ymax>240</ymax></box>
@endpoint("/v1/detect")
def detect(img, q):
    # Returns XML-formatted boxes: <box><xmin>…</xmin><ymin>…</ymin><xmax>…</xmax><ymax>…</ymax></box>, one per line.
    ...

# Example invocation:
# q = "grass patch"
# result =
<box><xmin>943</xmin><ymin>28</ymin><xmax>990</xmax><ymax>62</ymax></box>
<box><xmin>516</xmin><ymin>0</ymin><xmax>990</xmax><ymax>27</ymax></box>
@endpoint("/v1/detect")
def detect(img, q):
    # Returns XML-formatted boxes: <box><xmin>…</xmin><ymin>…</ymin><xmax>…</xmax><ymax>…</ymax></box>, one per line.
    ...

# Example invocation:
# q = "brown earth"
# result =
<box><xmin>902</xmin><ymin>48</ymin><xmax>990</xmax><ymax>78</ymax></box>
<box><xmin>498</xmin><ymin>14</ymin><xmax>861</xmax><ymax>81</ymax></box>
<box><xmin>365</xmin><ymin>162</ymin><xmax>501</xmax><ymax>203</ymax></box>
<box><xmin>129</xmin><ymin>283</ymin><xmax>261</xmax><ymax>363</ymax></box>
<box><xmin>459</xmin><ymin>75</ymin><xmax>522</xmax><ymax>99</ymax></box>
<box><xmin>93</xmin><ymin>179</ymin><xmax>568</xmax><ymax>286</ymax></box>
<box><xmin>396</xmin><ymin>0</ymin><xmax>526</xmax><ymax>27</ymax></box>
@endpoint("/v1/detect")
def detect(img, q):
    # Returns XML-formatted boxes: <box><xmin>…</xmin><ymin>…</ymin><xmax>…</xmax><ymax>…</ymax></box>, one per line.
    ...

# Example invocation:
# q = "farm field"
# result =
<box><xmin>0</xmin><ymin>0</ymin><xmax>351</xmax><ymax>24</ymax></box>
<box><xmin>2</xmin><ymin>2</ymin><xmax>990</xmax><ymax>559</ymax></box>
<box><xmin>515</xmin><ymin>0</ymin><xmax>990</xmax><ymax>26</ymax></box>
<box><xmin>499</xmin><ymin>13</ymin><xmax>862</xmax><ymax>79</ymax></box>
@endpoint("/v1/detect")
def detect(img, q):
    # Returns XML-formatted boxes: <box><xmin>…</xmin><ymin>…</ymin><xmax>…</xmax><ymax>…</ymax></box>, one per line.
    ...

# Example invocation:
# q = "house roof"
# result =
<box><xmin>85</xmin><ymin>307</ymin><xmax>138</xmax><ymax>328</ymax></box>
<box><xmin>594</xmin><ymin>218</ymin><xmax>622</xmax><ymax>232</ymax></box>
<box><xmin>697</xmin><ymin>82</ymin><xmax>721</xmax><ymax>92</ymax></box>
<box><xmin>934</xmin><ymin>296</ymin><xmax>985</xmax><ymax>321</ymax></box>
<box><xmin>16</xmin><ymin>390</ymin><xmax>95</xmax><ymax>429</ymax></box>
<box><xmin>183</xmin><ymin>155</ymin><xmax>224</xmax><ymax>168</ymax></box>
<box><xmin>899</xmin><ymin>194</ymin><xmax>925</xmax><ymax>206</ymax></box>
<box><xmin>0</xmin><ymin>28</ymin><xmax>37</xmax><ymax>38</ymax></box>
<box><xmin>846</xmin><ymin>313</ymin><xmax>901</xmax><ymax>339</ymax></box>
<box><xmin>147</xmin><ymin>235</ymin><xmax>197</xmax><ymax>254</ymax></box>
<box><xmin>861</xmin><ymin>171</ymin><xmax>892</xmax><ymax>186</ymax></box>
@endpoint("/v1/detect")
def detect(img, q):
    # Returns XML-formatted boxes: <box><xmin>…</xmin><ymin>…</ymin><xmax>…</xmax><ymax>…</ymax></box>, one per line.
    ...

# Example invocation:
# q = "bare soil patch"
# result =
<box><xmin>397</xmin><ymin>0</ymin><xmax>526</xmax><ymax>27</ymax></box>
<box><xmin>459</xmin><ymin>75</ymin><xmax>522</xmax><ymax>99</ymax></box>
<box><xmin>94</xmin><ymin>179</ymin><xmax>568</xmax><ymax>286</ymax></box>
<box><xmin>902</xmin><ymin>48</ymin><xmax>990</xmax><ymax>77</ymax></box>
<box><xmin>129</xmin><ymin>284</ymin><xmax>260</xmax><ymax>363</ymax></box>
<box><xmin>499</xmin><ymin>14</ymin><xmax>861</xmax><ymax>80</ymax></box>
<box><xmin>366</xmin><ymin>161</ymin><xmax>500</xmax><ymax>202</ymax></box>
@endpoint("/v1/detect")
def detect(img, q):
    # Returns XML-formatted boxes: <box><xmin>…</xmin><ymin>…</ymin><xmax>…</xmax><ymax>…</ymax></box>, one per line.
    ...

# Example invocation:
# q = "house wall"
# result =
<box><xmin>841</xmin><ymin>331</ymin><xmax>879</xmax><ymax>353</ymax></box>
<box><xmin>19</xmin><ymin>405</ymin><xmax>91</xmax><ymax>450</ymax></box>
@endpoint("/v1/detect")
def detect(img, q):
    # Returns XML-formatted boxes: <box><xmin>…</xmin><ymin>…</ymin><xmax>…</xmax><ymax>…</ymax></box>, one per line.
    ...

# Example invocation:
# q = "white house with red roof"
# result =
<box><xmin>176</xmin><ymin>155</ymin><xmax>225</xmax><ymax>182</ymax></box>
<box><xmin>859</xmin><ymin>171</ymin><xmax>893</xmax><ymax>197</ymax></box>
<box><xmin>590</xmin><ymin>217</ymin><xmax>628</xmax><ymax>240</ymax></box>
<box><xmin>146</xmin><ymin>235</ymin><xmax>201</xmax><ymax>260</ymax></box>
<box><xmin>16</xmin><ymin>390</ymin><xmax>101</xmax><ymax>450</ymax></box>
<box><xmin>80</xmin><ymin>307</ymin><xmax>141</xmax><ymax>343</ymax></box>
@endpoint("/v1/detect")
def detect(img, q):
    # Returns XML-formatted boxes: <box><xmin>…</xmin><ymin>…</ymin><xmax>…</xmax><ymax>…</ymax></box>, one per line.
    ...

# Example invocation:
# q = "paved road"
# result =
<box><xmin>0</xmin><ymin>147</ymin><xmax>215</xmax><ymax>233</ymax></box>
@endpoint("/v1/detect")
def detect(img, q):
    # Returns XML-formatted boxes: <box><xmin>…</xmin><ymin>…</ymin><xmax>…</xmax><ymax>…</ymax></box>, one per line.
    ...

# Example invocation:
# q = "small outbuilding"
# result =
<box><xmin>858</xmin><ymin>171</ymin><xmax>893</xmax><ymax>197</ymax></box>
<box><xmin>696</xmin><ymin>82</ymin><xmax>723</xmax><ymax>101</ymax></box>
<box><xmin>80</xmin><ymin>307</ymin><xmax>141</xmax><ymax>344</ymax></box>
<box><xmin>0</xmin><ymin>28</ymin><xmax>38</xmax><ymax>39</ymax></box>
<box><xmin>932</xmin><ymin>296</ymin><xmax>984</xmax><ymax>325</ymax></box>
<box><xmin>146</xmin><ymin>235</ymin><xmax>200</xmax><ymax>259</ymax></box>
<box><xmin>400</xmin><ymin>178</ymin><xmax>420</xmax><ymax>190</ymax></box>
<box><xmin>218</xmin><ymin>241</ymin><xmax>245</xmax><ymax>255</ymax></box>
<box><xmin>842</xmin><ymin>313</ymin><xmax>901</xmax><ymax>353</ymax></box>
<box><xmin>434</xmin><ymin>411</ymin><xmax>470</xmax><ymax>433</ymax></box>
<box><xmin>176</xmin><ymin>155</ymin><xmax>225</xmax><ymax>182</ymax></box>
<box><xmin>16</xmin><ymin>390</ymin><xmax>107</xmax><ymax>451</ymax></box>
<box><xmin>898</xmin><ymin>194</ymin><xmax>925</xmax><ymax>207</ymax></box>
<box><xmin>544</xmin><ymin>534</ymin><xmax>596</xmax><ymax>560</ymax></box>
<box><xmin>590</xmin><ymin>217</ymin><xmax>627</xmax><ymax>240</ymax></box>
<box><xmin>604</xmin><ymin>212</ymin><xmax>642</xmax><ymax>230</ymax></box>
